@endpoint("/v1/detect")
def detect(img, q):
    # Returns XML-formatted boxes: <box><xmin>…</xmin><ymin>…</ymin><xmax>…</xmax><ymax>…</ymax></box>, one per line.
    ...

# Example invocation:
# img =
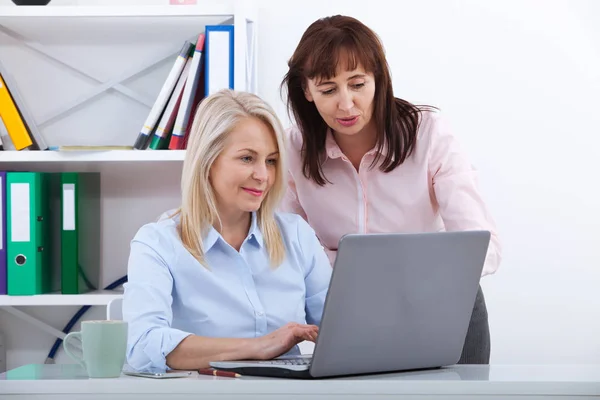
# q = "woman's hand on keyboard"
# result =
<box><xmin>252</xmin><ymin>322</ymin><xmax>318</xmax><ymax>360</ymax></box>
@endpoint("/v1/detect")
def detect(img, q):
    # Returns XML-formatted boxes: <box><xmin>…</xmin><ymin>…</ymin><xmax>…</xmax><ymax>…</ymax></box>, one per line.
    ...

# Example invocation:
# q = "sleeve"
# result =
<box><xmin>122</xmin><ymin>230</ymin><xmax>193</xmax><ymax>372</ymax></box>
<box><xmin>428</xmin><ymin>114</ymin><xmax>502</xmax><ymax>277</ymax></box>
<box><xmin>296</xmin><ymin>218</ymin><xmax>333</xmax><ymax>326</ymax></box>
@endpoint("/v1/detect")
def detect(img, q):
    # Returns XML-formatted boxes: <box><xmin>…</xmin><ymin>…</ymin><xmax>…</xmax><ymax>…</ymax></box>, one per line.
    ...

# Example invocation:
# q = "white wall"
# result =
<box><xmin>255</xmin><ymin>0</ymin><xmax>600</xmax><ymax>365</ymax></box>
<box><xmin>0</xmin><ymin>0</ymin><xmax>598</xmax><ymax>369</ymax></box>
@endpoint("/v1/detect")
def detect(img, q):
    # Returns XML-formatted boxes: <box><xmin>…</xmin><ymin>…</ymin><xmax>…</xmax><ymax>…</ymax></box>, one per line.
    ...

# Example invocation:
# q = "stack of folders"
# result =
<box><xmin>0</xmin><ymin>171</ymin><xmax>101</xmax><ymax>296</ymax></box>
<box><xmin>0</xmin><ymin>60</ymin><xmax>48</xmax><ymax>152</ymax></box>
<box><xmin>133</xmin><ymin>25</ymin><xmax>235</xmax><ymax>150</ymax></box>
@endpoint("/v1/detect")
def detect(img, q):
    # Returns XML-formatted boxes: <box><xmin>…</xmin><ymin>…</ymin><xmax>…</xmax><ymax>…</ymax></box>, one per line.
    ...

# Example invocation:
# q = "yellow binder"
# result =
<box><xmin>0</xmin><ymin>74</ymin><xmax>32</xmax><ymax>150</ymax></box>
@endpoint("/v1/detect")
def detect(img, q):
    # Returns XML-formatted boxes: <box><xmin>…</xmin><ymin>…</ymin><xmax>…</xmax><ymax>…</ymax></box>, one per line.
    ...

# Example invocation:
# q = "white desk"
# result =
<box><xmin>1</xmin><ymin>364</ymin><xmax>599</xmax><ymax>399</ymax></box>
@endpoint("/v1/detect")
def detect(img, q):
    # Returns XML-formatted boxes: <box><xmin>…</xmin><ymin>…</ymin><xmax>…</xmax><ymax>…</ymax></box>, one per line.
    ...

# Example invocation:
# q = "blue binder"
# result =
<box><xmin>204</xmin><ymin>25</ymin><xmax>234</xmax><ymax>96</ymax></box>
<box><xmin>0</xmin><ymin>171</ymin><xmax>6</xmax><ymax>294</ymax></box>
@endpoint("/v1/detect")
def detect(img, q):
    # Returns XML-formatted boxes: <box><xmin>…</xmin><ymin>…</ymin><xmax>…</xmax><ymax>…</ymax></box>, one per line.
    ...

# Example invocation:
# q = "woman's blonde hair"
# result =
<box><xmin>174</xmin><ymin>89</ymin><xmax>287</xmax><ymax>267</ymax></box>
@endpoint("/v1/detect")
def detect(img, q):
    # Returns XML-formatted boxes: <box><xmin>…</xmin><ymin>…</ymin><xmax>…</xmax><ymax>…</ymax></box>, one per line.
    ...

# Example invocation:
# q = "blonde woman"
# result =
<box><xmin>123</xmin><ymin>89</ymin><xmax>332</xmax><ymax>373</ymax></box>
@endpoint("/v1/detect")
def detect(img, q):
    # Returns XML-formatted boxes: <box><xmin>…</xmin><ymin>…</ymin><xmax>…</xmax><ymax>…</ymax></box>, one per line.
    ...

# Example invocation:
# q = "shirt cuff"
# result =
<box><xmin>129</xmin><ymin>328</ymin><xmax>193</xmax><ymax>373</ymax></box>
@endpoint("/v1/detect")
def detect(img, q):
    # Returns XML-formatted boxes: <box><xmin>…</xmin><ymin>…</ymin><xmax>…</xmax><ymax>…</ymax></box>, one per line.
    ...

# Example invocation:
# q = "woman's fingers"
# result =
<box><xmin>256</xmin><ymin>323</ymin><xmax>321</xmax><ymax>360</ymax></box>
<box><xmin>292</xmin><ymin>325</ymin><xmax>319</xmax><ymax>342</ymax></box>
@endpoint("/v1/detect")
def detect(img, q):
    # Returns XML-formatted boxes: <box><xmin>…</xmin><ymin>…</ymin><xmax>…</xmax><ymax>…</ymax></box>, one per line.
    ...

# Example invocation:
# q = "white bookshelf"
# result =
<box><xmin>0</xmin><ymin>149</ymin><xmax>186</xmax><ymax>163</ymax></box>
<box><xmin>0</xmin><ymin>0</ymin><xmax>258</xmax><ymax>369</ymax></box>
<box><xmin>0</xmin><ymin>4</ymin><xmax>255</xmax><ymax>18</ymax></box>
<box><xmin>0</xmin><ymin>291</ymin><xmax>122</xmax><ymax>307</ymax></box>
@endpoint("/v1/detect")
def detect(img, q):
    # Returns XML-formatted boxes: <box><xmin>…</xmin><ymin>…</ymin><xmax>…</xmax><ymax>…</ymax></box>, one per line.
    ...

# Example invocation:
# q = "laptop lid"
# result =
<box><xmin>309</xmin><ymin>230</ymin><xmax>490</xmax><ymax>378</ymax></box>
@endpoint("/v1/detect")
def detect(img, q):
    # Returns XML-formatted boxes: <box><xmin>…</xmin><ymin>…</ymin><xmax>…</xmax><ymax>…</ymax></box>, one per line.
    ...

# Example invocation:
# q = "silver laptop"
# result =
<box><xmin>210</xmin><ymin>230</ymin><xmax>491</xmax><ymax>379</ymax></box>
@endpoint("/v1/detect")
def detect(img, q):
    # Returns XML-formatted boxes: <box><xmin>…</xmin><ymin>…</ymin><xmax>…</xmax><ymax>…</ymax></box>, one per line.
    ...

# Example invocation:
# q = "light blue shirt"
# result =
<box><xmin>122</xmin><ymin>211</ymin><xmax>332</xmax><ymax>372</ymax></box>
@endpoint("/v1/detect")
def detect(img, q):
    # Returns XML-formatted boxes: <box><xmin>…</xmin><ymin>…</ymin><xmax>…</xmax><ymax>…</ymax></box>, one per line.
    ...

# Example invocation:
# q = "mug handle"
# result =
<box><xmin>63</xmin><ymin>332</ymin><xmax>85</xmax><ymax>367</ymax></box>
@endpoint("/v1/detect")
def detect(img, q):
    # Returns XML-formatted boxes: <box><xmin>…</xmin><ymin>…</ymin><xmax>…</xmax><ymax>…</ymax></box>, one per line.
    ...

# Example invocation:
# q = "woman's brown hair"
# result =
<box><xmin>281</xmin><ymin>15</ymin><xmax>433</xmax><ymax>185</ymax></box>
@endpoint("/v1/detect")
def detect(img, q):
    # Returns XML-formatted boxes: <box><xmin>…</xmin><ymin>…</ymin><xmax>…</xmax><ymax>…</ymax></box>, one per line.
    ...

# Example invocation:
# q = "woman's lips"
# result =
<box><xmin>336</xmin><ymin>116</ymin><xmax>359</xmax><ymax>127</ymax></box>
<box><xmin>243</xmin><ymin>188</ymin><xmax>263</xmax><ymax>197</ymax></box>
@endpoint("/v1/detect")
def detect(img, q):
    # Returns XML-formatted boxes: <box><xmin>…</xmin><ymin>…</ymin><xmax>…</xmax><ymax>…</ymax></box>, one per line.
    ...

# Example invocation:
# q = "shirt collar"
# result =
<box><xmin>325</xmin><ymin>129</ymin><xmax>344</xmax><ymax>159</ymax></box>
<box><xmin>203</xmin><ymin>212</ymin><xmax>264</xmax><ymax>253</ymax></box>
<box><xmin>247</xmin><ymin>211</ymin><xmax>264</xmax><ymax>248</ymax></box>
<box><xmin>203</xmin><ymin>225</ymin><xmax>220</xmax><ymax>252</ymax></box>
<box><xmin>324</xmin><ymin>129</ymin><xmax>391</xmax><ymax>161</ymax></box>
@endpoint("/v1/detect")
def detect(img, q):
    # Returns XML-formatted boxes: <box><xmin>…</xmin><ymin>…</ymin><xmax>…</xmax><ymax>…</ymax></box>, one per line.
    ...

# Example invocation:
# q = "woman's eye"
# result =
<box><xmin>266</xmin><ymin>158</ymin><xmax>278</xmax><ymax>166</ymax></box>
<box><xmin>352</xmin><ymin>83</ymin><xmax>365</xmax><ymax>89</ymax></box>
<box><xmin>321</xmin><ymin>88</ymin><xmax>335</xmax><ymax>95</ymax></box>
<box><xmin>241</xmin><ymin>156</ymin><xmax>253</xmax><ymax>163</ymax></box>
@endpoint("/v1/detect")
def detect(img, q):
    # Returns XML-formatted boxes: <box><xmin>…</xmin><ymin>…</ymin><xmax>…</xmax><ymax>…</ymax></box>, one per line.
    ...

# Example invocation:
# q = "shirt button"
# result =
<box><xmin>257</xmin><ymin>311</ymin><xmax>264</xmax><ymax>316</ymax></box>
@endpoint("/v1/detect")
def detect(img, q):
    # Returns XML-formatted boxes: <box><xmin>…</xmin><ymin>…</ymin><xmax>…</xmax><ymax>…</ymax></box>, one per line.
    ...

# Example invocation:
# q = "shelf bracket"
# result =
<box><xmin>1</xmin><ymin>306</ymin><xmax>85</xmax><ymax>361</ymax></box>
<box><xmin>0</xmin><ymin>24</ymin><xmax>180</xmax><ymax>126</ymax></box>
<box><xmin>1</xmin><ymin>306</ymin><xmax>67</xmax><ymax>339</ymax></box>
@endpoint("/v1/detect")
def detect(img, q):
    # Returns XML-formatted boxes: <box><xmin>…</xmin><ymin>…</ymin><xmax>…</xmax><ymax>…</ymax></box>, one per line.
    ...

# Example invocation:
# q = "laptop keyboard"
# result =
<box><xmin>255</xmin><ymin>358</ymin><xmax>311</xmax><ymax>366</ymax></box>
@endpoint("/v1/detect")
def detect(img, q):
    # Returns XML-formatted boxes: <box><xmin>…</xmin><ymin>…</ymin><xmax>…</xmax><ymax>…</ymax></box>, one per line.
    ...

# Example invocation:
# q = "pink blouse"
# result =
<box><xmin>281</xmin><ymin>111</ymin><xmax>501</xmax><ymax>277</ymax></box>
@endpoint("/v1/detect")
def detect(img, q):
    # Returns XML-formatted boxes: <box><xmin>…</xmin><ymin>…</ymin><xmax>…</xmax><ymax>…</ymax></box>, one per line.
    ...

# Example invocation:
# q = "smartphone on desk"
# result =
<box><xmin>123</xmin><ymin>371</ymin><xmax>192</xmax><ymax>379</ymax></box>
